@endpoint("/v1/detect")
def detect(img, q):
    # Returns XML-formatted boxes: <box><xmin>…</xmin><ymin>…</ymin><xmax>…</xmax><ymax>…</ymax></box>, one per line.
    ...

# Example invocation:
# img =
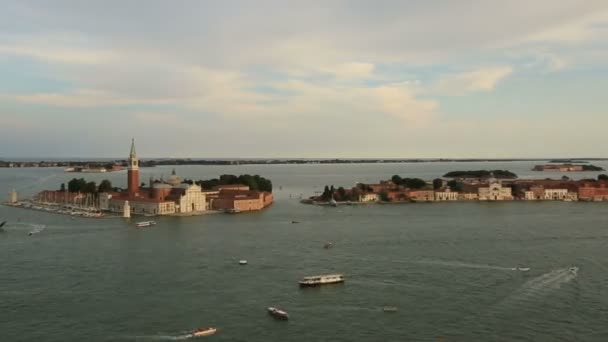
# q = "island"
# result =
<box><xmin>442</xmin><ymin>170</ymin><xmax>517</xmax><ymax>179</ymax></box>
<box><xmin>303</xmin><ymin>173</ymin><xmax>608</xmax><ymax>205</ymax></box>
<box><xmin>5</xmin><ymin>140</ymin><xmax>274</xmax><ymax>217</ymax></box>
<box><xmin>532</xmin><ymin>164</ymin><xmax>605</xmax><ymax>172</ymax></box>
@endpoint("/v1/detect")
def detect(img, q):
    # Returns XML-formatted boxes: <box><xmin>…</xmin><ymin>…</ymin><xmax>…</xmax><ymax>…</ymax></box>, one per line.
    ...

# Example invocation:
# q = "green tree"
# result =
<box><xmin>68</xmin><ymin>178</ymin><xmax>87</xmax><ymax>192</ymax></box>
<box><xmin>337</xmin><ymin>187</ymin><xmax>347</xmax><ymax>201</ymax></box>
<box><xmin>379</xmin><ymin>191</ymin><xmax>390</xmax><ymax>202</ymax></box>
<box><xmin>447</xmin><ymin>180</ymin><xmax>463</xmax><ymax>192</ymax></box>
<box><xmin>98</xmin><ymin>180</ymin><xmax>113</xmax><ymax>193</ymax></box>
<box><xmin>598</xmin><ymin>174</ymin><xmax>608</xmax><ymax>181</ymax></box>
<box><xmin>433</xmin><ymin>178</ymin><xmax>443</xmax><ymax>190</ymax></box>
<box><xmin>83</xmin><ymin>181</ymin><xmax>97</xmax><ymax>193</ymax></box>
<box><xmin>391</xmin><ymin>175</ymin><xmax>402</xmax><ymax>185</ymax></box>
<box><xmin>59</xmin><ymin>183</ymin><xmax>66</xmax><ymax>192</ymax></box>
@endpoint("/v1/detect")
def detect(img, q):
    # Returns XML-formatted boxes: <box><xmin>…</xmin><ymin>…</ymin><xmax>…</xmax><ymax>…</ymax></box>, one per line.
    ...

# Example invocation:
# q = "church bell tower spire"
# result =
<box><xmin>127</xmin><ymin>138</ymin><xmax>140</xmax><ymax>195</ymax></box>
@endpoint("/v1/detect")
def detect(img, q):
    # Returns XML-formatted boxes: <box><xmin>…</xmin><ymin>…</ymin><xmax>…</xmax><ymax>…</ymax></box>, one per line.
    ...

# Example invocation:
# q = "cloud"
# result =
<box><xmin>433</xmin><ymin>66</ymin><xmax>514</xmax><ymax>96</ymax></box>
<box><xmin>0</xmin><ymin>33</ymin><xmax>117</xmax><ymax>65</ymax></box>
<box><xmin>322</xmin><ymin>62</ymin><xmax>375</xmax><ymax>78</ymax></box>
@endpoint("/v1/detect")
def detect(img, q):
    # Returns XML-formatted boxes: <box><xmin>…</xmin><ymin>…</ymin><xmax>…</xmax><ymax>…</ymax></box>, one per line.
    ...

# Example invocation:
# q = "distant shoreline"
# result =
<box><xmin>3</xmin><ymin>157</ymin><xmax>608</xmax><ymax>168</ymax></box>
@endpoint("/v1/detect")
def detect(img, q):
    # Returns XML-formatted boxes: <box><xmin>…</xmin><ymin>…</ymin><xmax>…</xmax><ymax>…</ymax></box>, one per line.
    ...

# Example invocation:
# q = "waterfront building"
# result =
<box><xmin>578</xmin><ymin>183</ymin><xmax>608</xmax><ymax>201</ymax></box>
<box><xmin>478</xmin><ymin>179</ymin><xmax>513</xmax><ymax>201</ymax></box>
<box><xmin>544</xmin><ymin>189</ymin><xmax>568</xmax><ymax>201</ymax></box>
<box><xmin>100</xmin><ymin>139</ymin><xmax>208</xmax><ymax>216</ymax></box>
<box><xmin>458</xmin><ymin>192</ymin><xmax>479</xmax><ymax>201</ymax></box>
<box><xmin>435</xmin><ymin>188</ymin><xmax>458</xmax><ymax>201</ymax></box>
<box><xmin>358</xmin><ymin>192</ymin><xmax>379</xmax><ymax>203</ymax></box>
<box><xmin>208</xmin><ymin>187</ymin><xmax>274</xmax><ymax>211</ymax></box>
<box><xmin>407</xmin><ymin>190</ymin><xmax>435</xmax><ymax>202</ymax></box>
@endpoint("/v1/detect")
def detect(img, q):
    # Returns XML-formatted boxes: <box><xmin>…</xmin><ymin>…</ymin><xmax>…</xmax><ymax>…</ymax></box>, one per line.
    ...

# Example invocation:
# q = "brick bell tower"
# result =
<box><xmin>127</xmin><ymin>138</ymin><xmax>140</xmax><ymax>196</ymax></box>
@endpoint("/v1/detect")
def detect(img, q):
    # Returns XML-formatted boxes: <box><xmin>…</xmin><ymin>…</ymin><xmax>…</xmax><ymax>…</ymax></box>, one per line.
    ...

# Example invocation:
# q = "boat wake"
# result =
<box><xmin>3</xmin><ymin>222</ymin><xmax>47</xmax><ymax>235</ymax></box>
<box><xmin>509</xmin><ymin>267</ymin><xmax>577</xmax><ymax>300</ymax></box>
<box><xmin>131</xmin><ymin>333</ymin><xmax>194</xmax><ymax>341</ymax></box>
<box><xmin>490</xmin><ymin>267</ymin><xmax>579</xmax><ymax>313</ymax></box>
<box><xmin>408</xmin><ymin>259</ymin><xmax>515</xmax><ymax>271</ymax></box>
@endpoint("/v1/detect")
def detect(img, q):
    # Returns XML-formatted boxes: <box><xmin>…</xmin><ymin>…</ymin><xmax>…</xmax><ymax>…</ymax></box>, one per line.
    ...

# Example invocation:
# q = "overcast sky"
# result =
<box><xmin>1</xmin><ymin>1</ymin><xmax>607</xmax><ymax>158</ymax></box>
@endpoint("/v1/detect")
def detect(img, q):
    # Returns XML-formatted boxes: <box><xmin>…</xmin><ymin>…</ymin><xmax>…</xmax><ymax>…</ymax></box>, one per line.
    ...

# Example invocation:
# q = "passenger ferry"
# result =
<box><xmin>298</xmin><ymin>274</ymin><xmax>345</xmax><ymax>287</ymax></box>
<box><xmin>135</xmin><ymin>221</ymin><xmax>156</xmax><ymax>227</ymax></box>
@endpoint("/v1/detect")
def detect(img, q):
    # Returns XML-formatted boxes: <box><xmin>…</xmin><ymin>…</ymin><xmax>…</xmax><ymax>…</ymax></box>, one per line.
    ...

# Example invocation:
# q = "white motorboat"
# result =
<box><xmin>299</xmin><ymin>274</ymin><xmax>344</xmax><ymax>287</ymax></box>
<box><xmin>239</xmin><ymin>260</ymin><xmax>248</xmax><ymax>265</ymax></box>
<box><xmin>383</xmin><ymin>306</ymin><xmax>398</xmax><ymax>313</ymax></box>
<box><xmin>569</xmin><ymin>266</ymin><xmax>579</xmax><ymax>274</ymax></box>
<box><xmin>267</xmin><ymin>307</ymin><xmax>289</xmax><ymax>320</ymax></box>
<box><xmin>191</xmin><ymin>327</ymin><xmax>217</xmax><ymax>337</ymax></box>
<box><xmin>135</xmin><ymin>221</ymin><xmax>156</xmax><ymax>228</ymax></box>
<box><xmin>517</xmin><ymin>267</ymin><xmax>530</xmax><ymax>272</ymax></box>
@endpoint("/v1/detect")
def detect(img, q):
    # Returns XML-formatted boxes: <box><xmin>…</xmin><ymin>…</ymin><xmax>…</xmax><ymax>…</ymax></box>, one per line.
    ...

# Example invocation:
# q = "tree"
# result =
<box><xmin>321</xmin><ymin>186</ymin><xmax>331</xmax><ymax>201</ymax></box>
<box><xmin>447</xmin><ymin>180</ymin><xmax>463</xmax><ymax>192</ymax></box>
<box><xmin>68</xmin><ymin>178</ymin><xmax>87</xmax><ymax>192</ymax></box>
<box><xmin>59</xmin><ymin>183</ymin><xmax>66</xmax><ymax>192</ymax></box>
<box><xmin>391</xmin><ymin>175</ymin><xmax>402</xmax><ymax>185</ymax></box>
<box><xmin>379</xmin><ymin>191</ymin><xmax>390</xmax><ymax>202</ymax></box>
<box><xmin>98</xmin><ymin>180</ymin><xmax>113</xmax><ymax>193</ymax></box>
<box><xmin>83</xmin><ymin>181</ymin><xmax>97</xmax><ymax>194</ymax></box>
<box><xmin>433</xmin><ymin>178</ymin><xmax>443</xmax><ymax>190</ymax></box>
<box><xmin>337</xmin><ymin>187</ymin><xmax>347</xmax><ymax>201</ymax></box>
<box><xmin>599</xmin><ymin>174</ymin><xmax>608</xmax><ymax>181</ymax></box>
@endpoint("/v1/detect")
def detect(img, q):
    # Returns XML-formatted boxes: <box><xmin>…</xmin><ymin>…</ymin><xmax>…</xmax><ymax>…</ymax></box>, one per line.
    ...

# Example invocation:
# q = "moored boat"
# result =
<box><xmin>267</xmin><ymin>307</ymin><xmax>289</xmax><ymax>320</ymax></box>
<box><xmin>191</xmin><ymin>327</ymin><xmax>217</xmax><ymax>337</ymax></box>
<box><xmin>299</xmin><ymin>274</ymin><xmax>344</xmax><ymax>287</ymax></box>
<box><xmin>135</xmin><ymin>221</ymin><xmax>156</xmax><ymax>227</ymax></box>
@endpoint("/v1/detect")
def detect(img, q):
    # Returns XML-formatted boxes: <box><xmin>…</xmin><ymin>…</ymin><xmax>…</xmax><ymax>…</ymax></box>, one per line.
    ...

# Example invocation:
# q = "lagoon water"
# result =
<box><xmin>2</xmin><ymin>162</ymin><xmax>608</xmax><ymax>341</ymax></box>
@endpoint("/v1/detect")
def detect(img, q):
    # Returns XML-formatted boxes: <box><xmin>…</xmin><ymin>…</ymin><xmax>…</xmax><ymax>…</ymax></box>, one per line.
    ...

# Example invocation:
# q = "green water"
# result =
<box><xmin>2</xmin><ymin>163</ymin><xmax>608</xmax><ymax>341</ymax></box>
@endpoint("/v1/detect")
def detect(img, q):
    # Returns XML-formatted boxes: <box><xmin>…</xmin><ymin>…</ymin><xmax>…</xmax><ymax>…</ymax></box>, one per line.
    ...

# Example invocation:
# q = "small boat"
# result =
<box><xmin>383</xmin><ymin>306</ymin><xmax>398</xmax><ymax>313</ymax></box>
<box><xmin>517</xmin><ymin>267</ymin><xmax>530</xmax><ymax>272</ymax></box>
<box><xmin>267</xmin><ymin>307</ymin><xmax>289</xmax><ymax>320</ymax></box>
<box><xmin>226</xmin><ymin>208</ymin><xmax>241</xmax><ymax>214</ymax></box>
<box><xmin>135</xmin><ymin>221</ymin><xmax>156</xmax><ymax>227</ymax></box>
<box><xmin>191</xmin><ymin>327</ymin><xmax>217</xmax><ymax>337</ymax></box>
<box><xmin>291</xmin><ymin>220</ymin><xmax>300</xmax><ymax>224</ymax></box>
<box><xmin>0</xmin><ymin>221</ymin><xmax>6</xmax><ymax>228</ymax></box>
<box><xmin>299</xmin><ymin>274</ymin><xmax>345</xmax><ymax>287</ymax></box>
<box><xmin>323</xmin><ymin>242</ymin><xmax>333</xmax><ymax>249</ymax></box>
<box><xmin>239</xmin><ymin>260</ymin><xmax>248</xmax><ymax>265</ymax></box>
<box><xmin>329</xmin><ymin>199</ymin><xmax>338</xmax><ymax>207</ymax></box>
<box><xmin>569</xmin><ymin>266</ymin><xmax>579</xmax><ymax>274</ymax></box>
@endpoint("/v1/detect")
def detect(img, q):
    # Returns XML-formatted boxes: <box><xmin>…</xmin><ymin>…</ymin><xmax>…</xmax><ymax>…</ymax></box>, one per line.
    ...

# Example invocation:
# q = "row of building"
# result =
<box><xmin>334</xmin><ymin>177</ymin><xmax>608</xmax><ymax>203</ymax></box>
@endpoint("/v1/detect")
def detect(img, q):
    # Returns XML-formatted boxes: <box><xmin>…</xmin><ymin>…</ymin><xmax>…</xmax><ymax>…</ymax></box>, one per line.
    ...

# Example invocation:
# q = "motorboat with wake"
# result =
<box><xmin>191</xmin><ymin>327</ymin><xmax>217</xmax><ymax>337</ymax></box>
<box><xmin>511</xmin><ymin>266</ymin><xmax>531</xmax><ymax>272</ymax></box>
<box><xmin>267</xmin><ymin>307</ymin><xmax>289</xmax><ymax>320</ymax></box>
<box><xmin>135</xmin><ymin>221</ymin><xmax>156</xmax><ymax>228</ymax></box>
<box><xmin>569</xmin><ymin>266</ymin><xmax>579</xmax><ymax>275</ymax></box>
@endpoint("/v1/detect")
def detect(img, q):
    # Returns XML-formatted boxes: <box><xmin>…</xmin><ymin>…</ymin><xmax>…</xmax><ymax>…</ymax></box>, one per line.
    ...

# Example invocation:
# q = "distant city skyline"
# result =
<box><xmin>1</xmin><ymin>1</ymin><xmax>608</xmax><ymax>158</ymax></box>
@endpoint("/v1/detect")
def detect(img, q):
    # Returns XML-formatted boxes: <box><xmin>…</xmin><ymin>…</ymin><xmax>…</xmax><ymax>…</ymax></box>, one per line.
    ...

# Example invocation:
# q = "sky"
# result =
<box><xmin>1</xmin><ymin>0</ymin><xmax>608</xmax><ymax>158</ymax></box>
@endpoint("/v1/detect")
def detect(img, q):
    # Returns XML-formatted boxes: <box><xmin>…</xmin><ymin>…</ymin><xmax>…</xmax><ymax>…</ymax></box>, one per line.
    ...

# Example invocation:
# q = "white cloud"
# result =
<box><xmin>433</xmin><ymin>66</ymin><xmax>514</xmax><ymax>96</ymax></box>
<box><xmin>322</xmin><ymin>62</ymin><xmax>375</xmax><ymax>78</ymax></box>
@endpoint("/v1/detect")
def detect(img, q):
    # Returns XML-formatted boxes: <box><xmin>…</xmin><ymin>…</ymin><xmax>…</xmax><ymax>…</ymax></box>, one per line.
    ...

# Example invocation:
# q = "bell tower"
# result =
<box><xmin>127</xmin><ymin>138</ymin><xmax>140</xmax><ymax>196</ymax></box>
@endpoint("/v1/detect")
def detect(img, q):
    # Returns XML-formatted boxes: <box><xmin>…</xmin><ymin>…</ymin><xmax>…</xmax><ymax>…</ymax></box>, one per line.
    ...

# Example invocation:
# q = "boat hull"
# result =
<box><xmin>299</xmin><ymin>279</ymin><xmax>344</xmax><ymax>287</ymax></box>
